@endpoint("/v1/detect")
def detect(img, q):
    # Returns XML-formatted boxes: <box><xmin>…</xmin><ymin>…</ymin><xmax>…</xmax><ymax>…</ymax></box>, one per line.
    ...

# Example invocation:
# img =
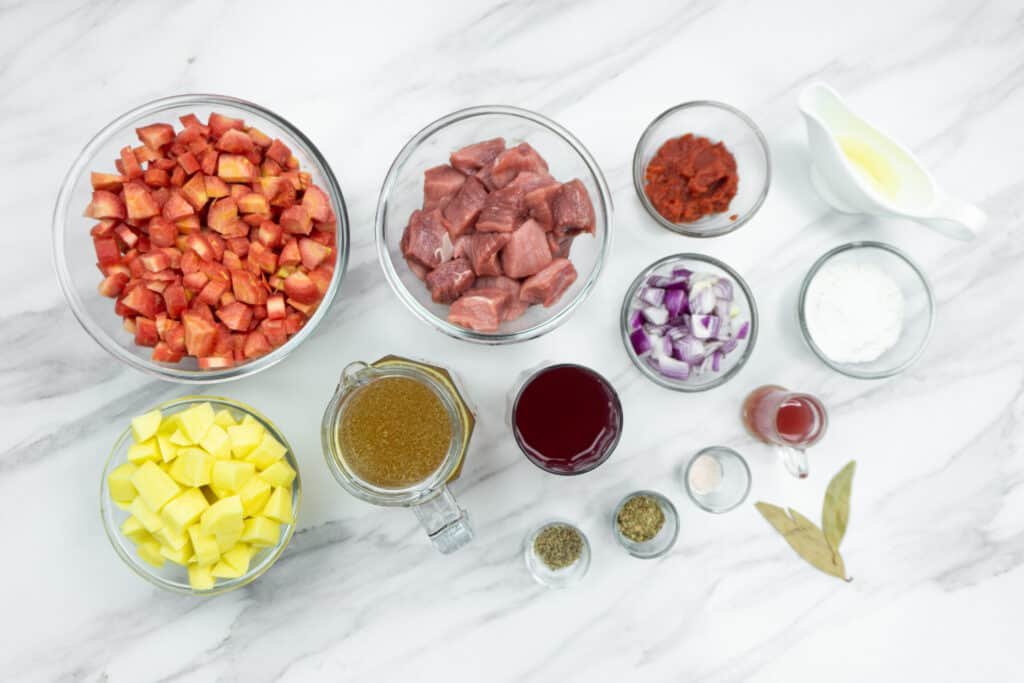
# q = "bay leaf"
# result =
<box><xmin>822</xmin><ymin>460</ymin><xmax>856</xmax><ymax>551</ymax></box>
<box><xmin>755</xmin><ymin>502</ymin><xmax>849</xmax><ymax>581</ymax></box>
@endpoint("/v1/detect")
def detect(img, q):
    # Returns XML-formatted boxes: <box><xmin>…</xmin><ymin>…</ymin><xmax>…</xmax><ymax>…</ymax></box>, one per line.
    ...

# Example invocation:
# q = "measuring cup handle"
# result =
<box><xmin>411</xmin><ymin>486</ymin><xmax>473</xmax><ymax>554</ymax></box>
<box><xmin>927</xmin><ymin>195</ymin><xmax>987</xmax><ymax>241</ymax></box>
<box><xmin>776</xmin><ymin>446</ymin><xmax>809</xmax><ymax>479</ymax></box>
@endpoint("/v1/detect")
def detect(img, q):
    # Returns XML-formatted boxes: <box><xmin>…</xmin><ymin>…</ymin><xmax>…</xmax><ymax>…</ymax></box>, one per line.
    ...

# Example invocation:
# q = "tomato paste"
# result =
<box><xmin>643</xmin><ymin>134</ymin><xmax>738</xmax><ymax>223</ymax></box>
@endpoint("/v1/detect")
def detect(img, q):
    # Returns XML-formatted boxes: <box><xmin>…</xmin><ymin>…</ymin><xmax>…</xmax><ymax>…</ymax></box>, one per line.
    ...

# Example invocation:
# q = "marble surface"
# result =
<box><xmin>2</xmin><ymin>0</ymin><xmax>1022</xmax><ymax>680</ymax></box>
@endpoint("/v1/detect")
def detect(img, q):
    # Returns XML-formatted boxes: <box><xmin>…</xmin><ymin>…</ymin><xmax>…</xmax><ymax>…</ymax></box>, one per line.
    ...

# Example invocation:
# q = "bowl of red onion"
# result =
<box><xmin>620</xmin><ymin>253</ymin><xmax>757</xmax><ymax>392</ymax></box>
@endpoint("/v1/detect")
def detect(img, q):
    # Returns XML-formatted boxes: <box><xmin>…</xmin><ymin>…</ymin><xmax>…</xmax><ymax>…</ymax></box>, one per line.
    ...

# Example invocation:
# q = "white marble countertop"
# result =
<box><xmin>3</xmin><ymin>1</ymin><xmax>1022</xmax><ymax>680</ymax></box>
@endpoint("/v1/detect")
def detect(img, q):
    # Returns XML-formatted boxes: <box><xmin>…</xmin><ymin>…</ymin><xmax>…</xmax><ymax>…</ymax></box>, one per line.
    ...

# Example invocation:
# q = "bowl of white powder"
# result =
<box><xmin>799</xmin><ymin>241</ymin><xmax>934</xmax><ymax>379</ymax></box>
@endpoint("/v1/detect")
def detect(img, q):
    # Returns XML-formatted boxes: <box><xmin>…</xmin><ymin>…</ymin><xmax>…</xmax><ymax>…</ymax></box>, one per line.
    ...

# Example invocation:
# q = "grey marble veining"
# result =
<box><xmin>2</xmin><ymin>0</ymin><xmax>1023</xmax><ymax>681</ymax></box>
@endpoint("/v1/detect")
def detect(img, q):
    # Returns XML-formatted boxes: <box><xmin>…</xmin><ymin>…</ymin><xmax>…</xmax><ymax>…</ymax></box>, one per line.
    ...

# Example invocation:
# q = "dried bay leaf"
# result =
<box><xmin>823</xmin><ymin>460</ymin><xmax>856</xmax><ymax>551</ymax></box>
<box><xmin>755</xmin><ymin>502</ymin><xmax>849</xmax><ymax>581</ymax></box>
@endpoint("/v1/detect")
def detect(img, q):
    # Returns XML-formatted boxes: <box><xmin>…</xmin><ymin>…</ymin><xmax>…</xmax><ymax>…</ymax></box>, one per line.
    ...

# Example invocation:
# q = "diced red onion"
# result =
<box><xmin>671</xmin><ymin>266</ymin><xmax>693</xmax><ymax>280</ymax></box>
<box><xmin>629</xmin><ymin>328</ymin><xmax>651</xmax><ymax>356</ymax></box>
<box><xmin>647</xmin><ymin>275</ymin><xmax>688</xmax><ymax>290</ymax></box>
<box><xmin>691</xmin><ymin>315</ymin><xmax>720</xmax><ymax>339</ymax></box>
<box><xmin>712</xmin><ymin>280</ymin><xmax>733</xmax><ymax>301</ymax></box>
<box><xmin>720</xmin><ymin>337</ymin><xmax>738</xmax><ymax>354</ymax></box>
<box><xmin>648</xmin><ymin>355</ymin><xmax>691</xmax><ymax>380</ymax></box>
<box><xmin>628</xmin><ymin>309</ymin><xmax>644</xmax><ymax>330</ymax></box>
<box><xmin>664</xmin><ymin>288</ymin><xmax>687</xmax><ymax>317</ymax></box>
<box><xmin>736</xmin><ymin>321</ymin><xmax>750</xmax><ymax>340</ymax></box>
<box><xmin>712</xmin><ymin>350</ymin><xmax>722</xmax><ymax>372</ymax></box>
<box><xmin>638</xmin><ymin>286</ymin><xmax>665</xmax><ymax>307</ymax></box>
<box><xmin>689</xmin><ymin>286</ymin><xmax>716</xmax><ymax>315</ymax></box>
<box><xmin>641</xmin><ymin>306</ymin><xmax>669</xmax><ymax>325</ymax></box>
<box><xmin>673</xmin><ymin>335</ymin><xmax>705</xmax><ymax>364</ymax></box>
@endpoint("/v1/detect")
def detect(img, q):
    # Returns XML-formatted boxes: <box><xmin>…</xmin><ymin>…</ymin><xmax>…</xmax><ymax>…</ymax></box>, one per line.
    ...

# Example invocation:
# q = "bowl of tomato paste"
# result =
<box><xmin>632</xmin><ymin>101</ymin><xmax>770</xmax><ymax>238</ymax></box>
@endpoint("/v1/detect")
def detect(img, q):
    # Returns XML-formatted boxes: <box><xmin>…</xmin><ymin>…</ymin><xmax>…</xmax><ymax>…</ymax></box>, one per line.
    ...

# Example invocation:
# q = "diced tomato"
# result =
<box><xmin>231</xmin><ymin>269</ymin><xmax>267</xmax><ymax>305</ymax></box>
<box><xmin>277</xmin><ymin>239</ymin><xmax>301</xmax><ymax>267</ymax></box>
<box><xmin>242</xmin><ymin>331</ymin><xmax>272</xmax><ymax>358</ymax></box>
<box><xmin>175</xmin><ymin>214</ymin><xmax>200</xmax><ymax>232</ymax></box>
<box><xmin>138</xmin><ymin>251</ymin><xmax>170</xmax><ymax>272</ymax></box>
<box><xmin>237</xmin><ymin>193</ymin><xmax>270</xmax><ymax>216</ymax></box>
<box><xmin>197</xmin><ymin>356</ymin><xmax>234</xmax><ymax>369</ymax></box>
<box><xmin>266</xmin><ymin>294</ymin><xmax>287</xmax><ymax>320</ymax></box>
<box><xmin>170</xmin><ymin>165</ymin><xmax>186</xmax><ymax>187</ymax></box>
<box><xmin>143</xmin><ymin>167</ymin><xmax>170</xmax><ymax>188</ymax></box>
<box><xmin>161</xmin><ymin>189</ymin><xmax>194</xmax><ymax>221</ymax></box>
<box><xmin>280</xmin><ymin>205</ymin><xmax>312</xmax><ymax>235</ymax></box>
<box><xmin>91</xmin><ymin>172</ymin><xmax>125</xmax><ymax>192</ymax></box>
<box><xmin>147</xmin><ymin>218</ymin><xmax>177</xmax><ymax>248</ymax></box>
<box><xmin>119</xmin><ymin>145</ymin><xmax>143</xmax><ymax>179</ymax></box>
<box><xmin>256</xmin><ymin>220</ymin><xmax>282</xmax><ymax>248</ymax></box>
<box><xmin>198</xmin><ymin>278</ymin><xmax>229</xmax><ymax>306</ymax></box>
<box><xmin>152</xmin><ymin>342</ymin><xmax>184</xmax><ymax>363</ymax></box>
<box><xmin>98</xmin><ymin>272</ymin><xmax>129</xmax><ymax>298</ymax></box>
<box><xmin>297</xmin><ymin>237</ymin><xmax>331</xmax><ymax>269</ymax></box>
<box><xmin>182</xmin><ymin>313</ymin><xmax>217</xmax><ymax>357</ymax></box>
<box><xmin>285</xmin><ymin>311</ymin><xmax>307</xmax><ymax>333</ymax></box>
<box><xmin>222</xmin><ymin>250</ymin><xmax>243</xmax><ymax>271</ymax></box>
<box><xmin>85</xmin><ymin>190</ymin><xmax>126</xmax><ymax>220</ymax></box>
<box><xmin>204</xmin><ymin>175</ymin><xmax>230</xmax><ymax>198</ymax></box>
<box><xmin>261</xmin><ymin>158</ymin><xmax>282</xmax><ymax>177</ymax></box>
<box><xmin>185</xmin><ymin>233</ymin><xmax>215</xmax><ymax>261</ymax></box>
<box><xmin>134</xmin><ymin>145</ymin><xmax>161</xmax><ymax>165</ymax></box>
<box><xmin>208</xmin><ymin>112</ymin><xmax>244</xmax><ymax>138</ymax></box>
<box><xmin>114</xmin><ymin>224</ymin><xmax>139</xmax><ymax>249</ymax></box>
<box><xmin>136</xmin><ymin>123</ymin><xmax>175</xmax><ymax>150</ymax></box>
<box><xmin>121</xmin><ymin>285</ymin><xmax>161</xmax><ymax>318</ymax></box>
<box><xmin>217</xmin><ymin>154</ymin><xmax>256</xmax><ymax>182</ymax></box>
<box><xmin>301</xmin><ymin>184</ymin><xmax>333</xmax><ymax>222</ymax></box>
<box><xmin>180</xmin><ymin>173</ymin><xmax>208</xmax><ymax>210</ymax></box>
<box><xmin>182</xmin><ymin>271</ymin><xmax>209</xmax><ymax>293</ymax></box>
<box><xmin>206</xmin><ymin>233</ymin><xmax>226</xmax><ymax>260</ymax></box>
<box><xmin>309</xmin><ymin>266</ymin><xmax>332</xmax><ymax>295</ymax></box>
<box><xmin>260</xmin><ymin>318</ymin><xmax>288</xmax><ymax>347</ymax></box>
<box><xmin>207</xmin><ymin>197</ymin><xmax>238</xmax><ymax>233</ymax></box>
<box><xmin>134</xmin><ymin>317</ymin><xmax>159</xmax><ymax>347</ymax></box>
<box><xmin>163</xmin><ymin>282</ymin><xmax>187</xmax><ymax>318</ymax></box>
<box><xmin>177</xmin><ymin>151</ymin><xmax>201</xmax><ymax>176</ymax></box>
<box><xmin>286</xmin><ymin>297</ymin><xmax>316</xmax><ymax>316</ymax></box>
<box><xmin>217</xmin><ymin>301</ymin><xmax>254</xmax><ymax>331</ymax></box>
<box><xmin>283</xmin><ymin>271</ymin><xmax>318</xmax><ymax>304</ymax></box>
<box><xmin>216</xmin><ymin>129</ymin><xmax>255</xmax><ymax>154</ymax></box>
<box><xmin>226</xmin><ymin>237</ymin><xmax>250</xmax><ymax>257</ymax></box>
<box><xmin>93</xmin><ymin>237</ymin><xmax>121</xmax><ymax>268</ymax></box>
<box><xmin>266</xmin><ymin>139</ymin><xmax>291</xmax><ymax>166</ymax></box>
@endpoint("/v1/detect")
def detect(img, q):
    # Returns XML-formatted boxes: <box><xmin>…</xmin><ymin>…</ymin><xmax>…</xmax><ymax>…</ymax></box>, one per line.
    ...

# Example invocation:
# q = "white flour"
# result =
<box><xmin>805</xmin><ymin>261</ymin><xmax>904</xmax><ymax>363</ymax></box>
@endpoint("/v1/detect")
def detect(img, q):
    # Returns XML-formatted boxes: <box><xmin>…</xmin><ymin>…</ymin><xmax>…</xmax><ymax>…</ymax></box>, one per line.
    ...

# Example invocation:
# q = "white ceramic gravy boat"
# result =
<box><xmin>799</xmin><ymin>83</ymin><xmax>986</xmax><ymax>240</ymax></box>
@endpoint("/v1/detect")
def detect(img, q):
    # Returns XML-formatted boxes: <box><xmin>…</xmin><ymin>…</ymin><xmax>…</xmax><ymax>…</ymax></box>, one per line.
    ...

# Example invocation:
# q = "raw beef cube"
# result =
<box><xmin>406</xmin><ymin>257</ymin><xmax>429</xmax><ymax>281</ymax></box>
<box><xmin>553</xmin><ymin>179</ymin><xmax>596</xmax><ymax>235</ymax></box>
<box><xmin>547</xmin><ymin>232</ymin><xmax>573</xmax><ymax>259</ymax></box>
<box><xmin>463</xmin><ymin>232</ymin><xmax>511</xmax><ymax>277</ymax></box>
<box><xmin>525</xmin><ymin>184</ymin><xmax>561</xmax><ymax>231</ymax></box>
<box><xmin>450</xmin><ymin>138</ymin><xmax>506</xmax><ymax>174</ymax></box>
<box><xmin>489</xmin><ymin>143</ymin><xmax>550</xmax><ymax>189</ymax></box>
<box><xmin>472</xmin><ymin>275</ymin><xmax>521</xmax><ymax>297</ymax></box>
<box><xmin>452</xmin><ymin>232</ymin><xmax>474</xmax><ymax>259</ymax></box>
<box><xmin>507</xmin><ymin>171</ymin><xmax>558</xmax><ymax>194</ymax></box>
<box><xmin>448</xmin><ymin>289</ymin><xmax>512</xmax><ymax>332</ymax></box>
<box><xmin>504</xmin><ymin>299</ymin><xmax>530</xmax><ymax>321</ymax></box>
<box><xmin>442</xmin><ymin>176</ymin><xmax>488</xmax><ymax>238</ymax></box>
<box><xmin>425</xmin><ymin>257</ymin><xmax>476</xmax><ymax>303</ymax></box>
<box><xmin>476</xmin><ymin>185</ymin><xmax>525</xmax><ymax>233</ymax></box>
<box><xmin>401</xmin><ymin>208</ymin><xmax>448</xmax><ymax>269</ymax></box>
<box><xmin>423</xmin><ymin>164</ymin><xmax>466</xmax><ymax>211</ymax></box>
<box><xmin>502</xmin><ymin>219</ymin><xmax>553</xmax><ymax>278</ymax></box>
<box><xmin>520</xmin><ymin>258</ymin><xmax>578</xmax><ymax>307</ymax></box>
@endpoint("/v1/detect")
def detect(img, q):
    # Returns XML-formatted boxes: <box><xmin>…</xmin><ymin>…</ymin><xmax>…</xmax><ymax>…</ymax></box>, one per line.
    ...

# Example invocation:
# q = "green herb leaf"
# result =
<box><xmin>755</xmin><ymin>502</ymin><xmax>848</xmax><ymax>581</ymax></box>
<box><xmin>822</xmin><ymin>460</ymin><xmax>856</xmax><ymax>551</ymax></box>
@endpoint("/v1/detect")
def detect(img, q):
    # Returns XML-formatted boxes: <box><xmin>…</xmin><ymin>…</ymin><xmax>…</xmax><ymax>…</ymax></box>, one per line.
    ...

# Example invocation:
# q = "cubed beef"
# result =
<box><xmin>507</xmin><ymin>171</ymin><xmax>558</xmax><ymax>194</ymax></box>
<box><xmin>450</xmin><ymin>138</ymin><xmax>506</xmax><ymax>174</ymax></box>
<box><xmin>423</xmin><ymin>164</ymin><xmax>466</xmax><ymax>211</ymax></box>
<box><xmin>448</xmin><ymin>288</ymin><xmax>512</xmax><ymax>332</ymax></box>
<box><xmin>425</xmin><ymin>257</ymin><xmax>476</xmax><ymax>303</ymax></box>
<box><xmin>502</xmin><ymin>219</ymin><xmax>552</xmax><ymax>278</ymax></box>
<box><xmin>406</xmin><ymin>257</ymin><xmax>430</xmax><ymax>281</ymax></box>
<box><xmin>525</xmin><ymin>184</ymin><xmax>561</xmax><ymax>231</ymax></box>
<box><xmin>504</xmin><ymin>299</ymin><xmax>529</xmax><ymax>321</ymax></box>
<box><xmin>452</xmin><ymin>232</ymin><xmax>473</xmax><ymax>259</ymax></box>
<box><xmin>472</xmin><ymin>275</ymin><xmax>521</xmax><ymax>297</ymax></box>
<box><xmin>547</xmin><ymin>232</ymin><xmax>573</xmax><ymax>259</ymax></box>
<box><xmin>463</xmin><ymin>232</ymin><xmax>510</xmax><ymax>277</ymax></box>
<box><xmin>489</xmin><ymin>143</ymin><xmax>550</xmax><ymax>189</ymax></box>
<box><xmin>553</xmin><ymin>179</ymin><xmax>596</xmax><ymax>235</ymax></box>
<box><xmin>401</xmin><ymin>208</ymin><xmax>448</xmax><ymax>269</ymax></box>
<box><xmin>442</xmin><ymin>176</ymin><xmax>488</xmax><ymax>239</ymax></box>
<box><xmin>520</xmin><ymin>258</ymin><xmax>577</xmax><ymax>307</ymax></box>
<box><xmin>476</xmin><ymin>185</ymin><xmax>525</xmax><ymax>233</ymax></box>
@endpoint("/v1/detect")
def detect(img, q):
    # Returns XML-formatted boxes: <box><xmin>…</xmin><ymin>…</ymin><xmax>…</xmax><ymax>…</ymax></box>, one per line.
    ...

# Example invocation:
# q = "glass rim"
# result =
<box><xmin>52</xmin><ymin>93</ymin><xmax>350</xmax><ymax>384</ymax></box>
<box><xmin>632</xmin><ymin>100</ymin><xmax>771</xmax><ymax>238</ymax></box>
<box><xmin>797</xmin><ymin>240</ymin><xmax>935</xmax><ymax>379</ymax></box>
<box><xmin>682</xmin><ymin>446</ymin><xmax>751</xmax><ymax>514</ymax></box>
<box><xmin>374</xmin><ymin>104</ymin><xmax>614</xmax><ymax>344</ymax></box>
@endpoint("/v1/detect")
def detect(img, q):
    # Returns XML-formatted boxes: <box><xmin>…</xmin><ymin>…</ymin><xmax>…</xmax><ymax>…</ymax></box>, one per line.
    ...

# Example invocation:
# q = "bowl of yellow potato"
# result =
<box><xmin>101</xmin><ymin>396</ymin><xmax>300</xmax><ymax>595</ymax></box>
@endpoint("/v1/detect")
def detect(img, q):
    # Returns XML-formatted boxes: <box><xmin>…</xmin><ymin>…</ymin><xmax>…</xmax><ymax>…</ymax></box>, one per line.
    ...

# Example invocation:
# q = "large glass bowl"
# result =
<box><xmin>52</xmin><ymin>94</ymin><xmax>350</xmax><ymax>383</ymax></box>
<box><xmin>633</xmin><ymin>101</ymin><xmax>770</xmax><ymax>238</ymax></box>
<box><xmin>100</xmin><ymin>396</ymin><xmax>300</xmax><ymax>596</ymax></box>
<box><xmin>376</xmin><ymin>105</ymin><xmax>613</xmax><ymax>344</ymax></box>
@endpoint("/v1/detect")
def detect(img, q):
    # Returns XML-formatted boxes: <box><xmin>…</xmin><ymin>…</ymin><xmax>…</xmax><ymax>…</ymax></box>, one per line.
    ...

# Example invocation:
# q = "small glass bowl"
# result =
<box><xmin>612</xmin><ymin>490</ymin><xmax>679</xmax><ymax>559</ymax></box>
<box><xmin>523</xmin><ymin>520</ymin><xmax>591</xmax><ymax>588</ymax></box>
<box><xmin>681</xmin><ymin>446</ymin><xmax>751</xmax><ymax>514</ymax></box>
<box><xmin>799</xmin><ymin>241</ymin><xmax>934</xmax><ymax>379</ymax></box>
<box><xmin>376</xmin><ymin>105</ymin><xmax>613</xmax><ymax>344</ymax></box>
<box><xmin>620</xmin><ymin>253</ymin><xmax>759</xmax><ymax>392</ymax></box>
<box><xmin>633</xmin><ymin>101</ymin><xmax>771</xmax><ymax>237</ymax></box>
<box><xmin>53</xmin><ymin>94</ymin><xmax>350</xmax><ymax>383</ymax></box>
<box><xmin>100</xmin><ymin>396</ymin><xmax>301</xmax><ymax>595</ymax></box>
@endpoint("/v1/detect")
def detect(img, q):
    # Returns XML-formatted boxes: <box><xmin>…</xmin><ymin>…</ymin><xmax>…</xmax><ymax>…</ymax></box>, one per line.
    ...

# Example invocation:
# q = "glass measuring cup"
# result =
<box><xmin>741</xmin><ymin>385</ymin><xmax>827</xmax><ymax>478</ymax></box>
<box><xmin>321</xmin><ymin>355</ymin><xmax>476</xmax><ymax>553</ymax></box>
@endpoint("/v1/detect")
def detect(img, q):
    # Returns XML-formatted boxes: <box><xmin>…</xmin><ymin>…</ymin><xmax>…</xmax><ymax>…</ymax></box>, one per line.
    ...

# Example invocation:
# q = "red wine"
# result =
<box><xmin>513</xmin><ymin>364</ymin><xmax>622</xmax><ymax>475</ymax></box>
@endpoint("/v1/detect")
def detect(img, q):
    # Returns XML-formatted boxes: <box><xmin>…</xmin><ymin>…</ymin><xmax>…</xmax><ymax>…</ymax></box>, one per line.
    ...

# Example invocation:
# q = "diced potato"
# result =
<box><xmin>211</xmin><ymin>559</ymin><xmax>244</xmax><ymax>579</ymax></box>
<box><xmin>238</xmin><ymin>476</ymin><xmax>272</xmax><ymax>516</ymax></box>
<box><xmin>169</xmin><ymin>427</ymin><xmax>194</xmax><ymax>446</ymax></box>
<box><xmin>114</xmin><ymin>499</ymin><xmax>133</xmax><ymax>512</ymax></box>
<box><xmin>226</xmin><ymin>422</ymin><xmax>263</xmax><ymax>458</ymax></box>
<box><xmin>131</xmin><ymin>409</ymin><xmax>163</xmax><ymax>443</ymax></box>
<box><xmin>154</xmin><ymin>523</ymin><xmax>190</xmax><ymax>551</ymax></box>
<box><xmin>160</xmin><ymin>540</ymin><xmax>194</xmax><ymax>566</ymax></box>
<box><xmin>211</xmin><ymin>460</ymin><xmax>255</xmax><ymax>492</ymax></box>
<box><xmin>169</xmin><ymin>448</ymin><xmax>213</xmax><ymax>487</ymax></box>
<box><xmin>262</xmin><ymin>486</ymin><xmax>294</xmax><ymax>524</ymax></box>
<box><xmin>213</xmin><ymin>409</ymin><xmax>238</xmax><ymax>429</ymax></box>
<box><xmin>188</xmin><ymin>526</ymin><xmax>220</xmax><ymax>566</ymax></box>
<box><xmin>216</xmin><ymin>526</ymin><xmax>243</xmax><ymax>554</ymax></box>
<box><xmin>241</xmin><ymin>516</ymin><xmax>281</xmax><ymax>547</ymax></box>
<box><xmin>127</xmin><ymin>439</ymin><xmax>160</xmax><ymax>465</ymax></box>
<box><xmin>137</xmin><ymin>540</ymin><xmax>166</xmax><ymax>568</ymax></box>
<box><xmin>131</xmin><ymin>461</ymin><xmax>181</xmax><ymax>511</ymax></box>
<box><xmin>222</xmin><ymin>543</ymin><xmax>254</xmax><ymax>574</ymax></box>
<box><xmin>107</xmin><ymin>462</ymin><xmax>138</xmax><ymax>502</ymax></box>
<box><xmin>258</xmin><ymin>460</ymin><xmax>296</xmax><ymax>488</ymax></box>
<box><xmin>246</xmin><ymin>432</ymin><xmax>287</xmax><ymax>470</ymax></box>
<box><xmin>156</xmin><ymin>433</ymin><xmax>179</xmax><ymax>463</ymax></box>
<box><xmin>200</xmin><ymin>495</ymin><xmax>244</xmax><ymax>537</ymax></box>
<box><xmin>180</xmin><ymin>402</ymin><xmax>216</xmax><ymax>443</ymax></box>
<box><xmin>161</xmin><ymin>488</ymin><xmax>209</xmax><ymax>532</ymax></box>
<box><xmin>129</xmin><ymin>497</ymin><xmax>164</xmax><ymax>533</ymax></box>
<box><xmin>121</xmin><ymin>516</ymin><xmax>151</xmax><ymax>544</ymax></box>
<box><xmin>199</xmin><ymin>424</ymin><xmax>232</xmax><ymax>459</ymax></box>
<box><xmin>209</xmin><ymin>485</ymin><xmax>233</xmax><ymax>500</ymax></box>
<box><xmin>189</xmin><ymin>563</ymin><xmax>216</xmax><ymax>590</ymax></box>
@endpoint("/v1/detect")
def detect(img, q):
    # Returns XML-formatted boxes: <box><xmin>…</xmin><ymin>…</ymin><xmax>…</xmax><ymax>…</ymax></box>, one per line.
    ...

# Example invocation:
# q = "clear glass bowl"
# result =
<box><xmin>100</xmin><ymin>396</ymin><xmax>300</xmax><ymax>595</ymax></box>
<box><xmin>620</xmin><ymin>253</ymin><xmax>759</xmax><ymax>392</ymax></box>
<box><xmin>53</xmin><ymin>94</ymin><xmax>350</xmax><ymax>383</ymax></box>
<box><xmin>523</xmin><ymin>520</ymin><xmax>591</xmax><ymax>588</ymax></box>
<box><xmin>798</xmin><ymin>241</ymin><xmax>934</xmax><ymax>379</ymax></box>
<box><xmin>612</xmin><ymin>490</ymin><xmax>679</xmax><ymax>559</ymax></box>
<box><xmin>681</xmin><ymin>446</ymin><xmax>751</xmax><ymax>513</ymax></box>
<box><xmin>376</xmin><ymin>105</ymin><xmax>613</xmax><ymax>344</ymax></box>
<box><xmin>633</xmin><ymin>101</ymin><xmax>771</xmax><ymax>237</ymax></box>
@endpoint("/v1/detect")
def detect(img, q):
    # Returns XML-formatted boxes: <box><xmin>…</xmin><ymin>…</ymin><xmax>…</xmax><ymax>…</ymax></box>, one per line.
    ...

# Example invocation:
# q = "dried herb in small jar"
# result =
<box><xmin>617</xmin><ymin>495</ymin><xmax>665</xmax><ymax>543</ymax></box>
<box><xmin>534</xmin><ymin>524</ymin><xmax>583</xmax><ymax>570</ymax></box>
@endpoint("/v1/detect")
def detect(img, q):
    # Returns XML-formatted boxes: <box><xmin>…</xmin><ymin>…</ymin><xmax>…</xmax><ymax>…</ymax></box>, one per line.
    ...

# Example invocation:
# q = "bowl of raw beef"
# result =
<box><xmin>376</xmin><ymin>105</ymin><xmax>613</xmax><ymax>343</ymax></box>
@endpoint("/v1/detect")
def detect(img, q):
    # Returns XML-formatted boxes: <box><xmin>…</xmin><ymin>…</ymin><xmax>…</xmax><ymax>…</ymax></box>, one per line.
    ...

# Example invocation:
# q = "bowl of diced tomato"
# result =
<box><xmin>53</xmin><ymin>94</ymin><xmax>349</xmax><ymax>383</ymax></box>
